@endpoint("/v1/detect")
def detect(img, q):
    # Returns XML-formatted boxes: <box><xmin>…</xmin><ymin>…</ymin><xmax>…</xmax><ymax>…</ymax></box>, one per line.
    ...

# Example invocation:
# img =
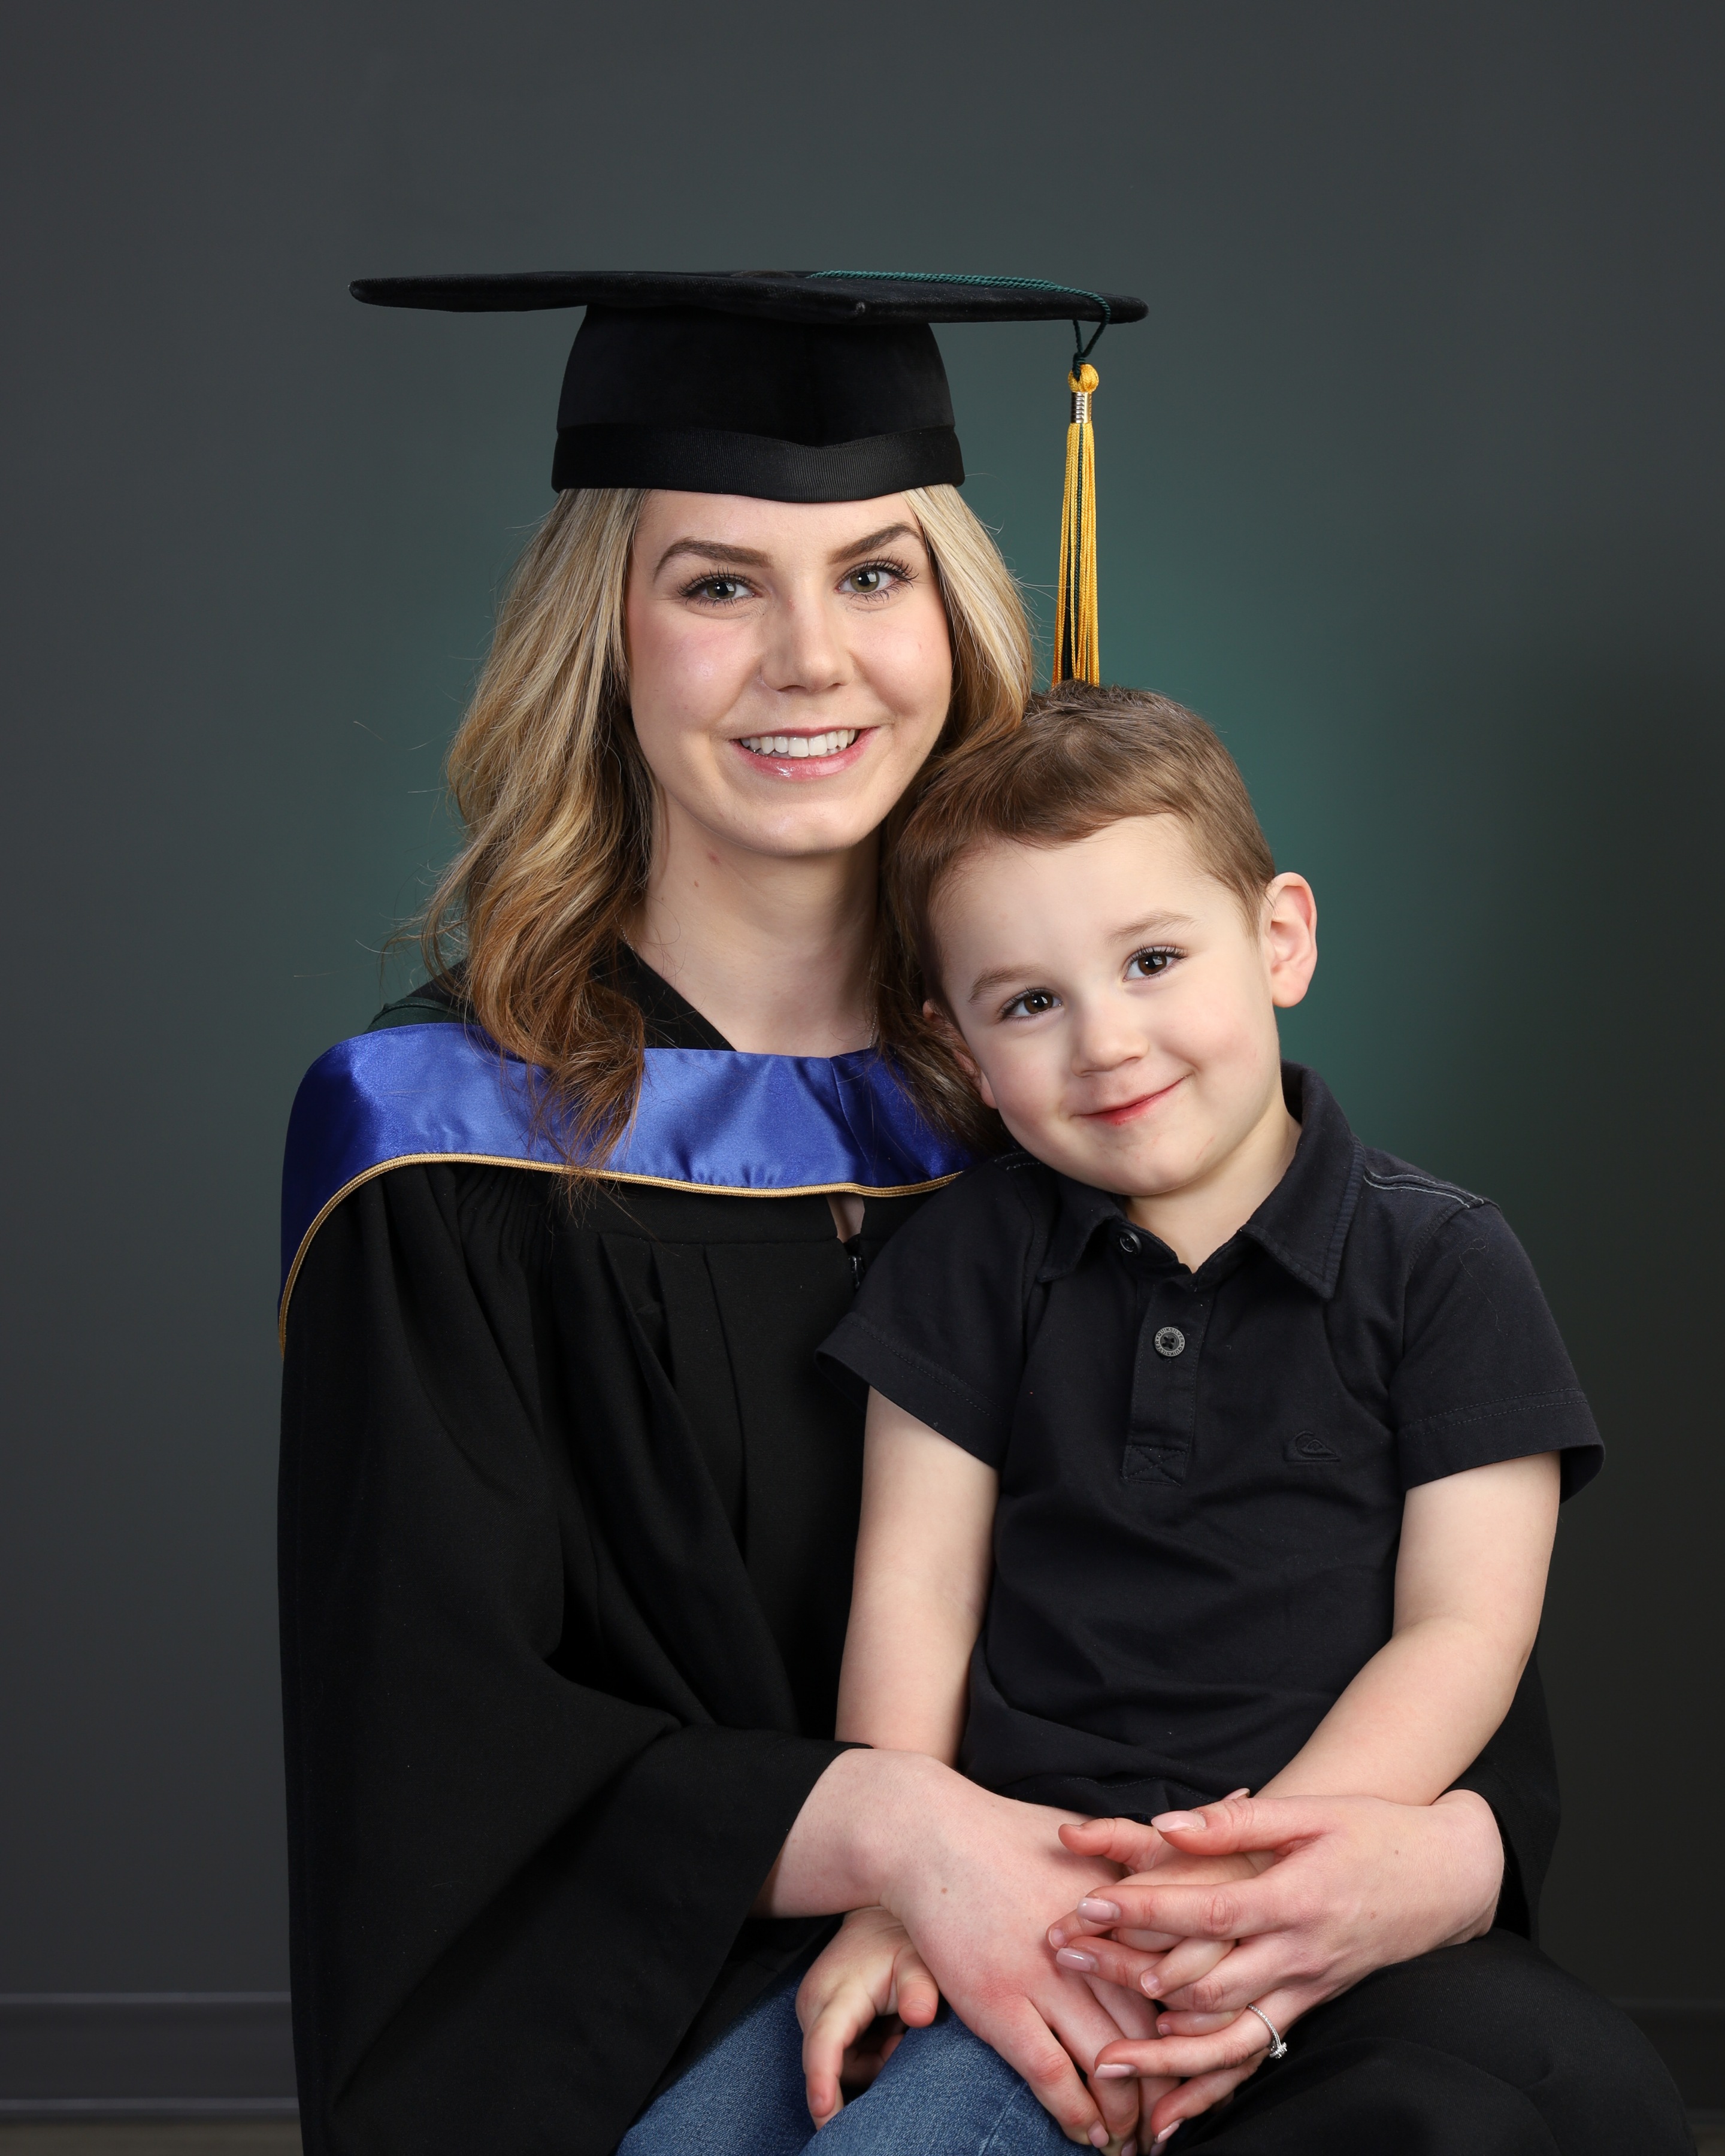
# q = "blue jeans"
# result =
<box><xmin>618</xmin><ymin>1967</ymin><xmax>1072</xmax><ymax>2155</ymax></box>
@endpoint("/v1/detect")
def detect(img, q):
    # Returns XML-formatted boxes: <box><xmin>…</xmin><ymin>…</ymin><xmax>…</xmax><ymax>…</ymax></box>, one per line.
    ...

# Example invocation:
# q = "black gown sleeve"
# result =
<box><xmin>1446</xmin><ymin>1654</ymin><xmax>1558</xmax><ymax>1939</ymax></box>
<box><xmin>279</xmin><ymin>1163</ymin><xmax>846</xmax><ymax>2156</ymax></box>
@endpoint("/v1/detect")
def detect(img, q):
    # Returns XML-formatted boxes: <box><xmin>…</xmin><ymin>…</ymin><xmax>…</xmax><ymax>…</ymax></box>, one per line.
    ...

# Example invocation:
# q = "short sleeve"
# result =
<box><xmin>818</xmin><ymin>1160</ymin><xmax>1042</xmax><ymax>1468</ymax></box>
<box><xmin>1391</xmin><ymin>1204</ymin><xmax>1603</xmax><ymax>1497</ymax></box>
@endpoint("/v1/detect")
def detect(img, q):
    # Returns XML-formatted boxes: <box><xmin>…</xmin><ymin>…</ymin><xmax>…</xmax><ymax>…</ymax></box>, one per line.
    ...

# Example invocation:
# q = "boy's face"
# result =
<box><xmin>931</xmin><ymin>815</ymin><xmax>1317</xmax><ymax>1203</ymax></box>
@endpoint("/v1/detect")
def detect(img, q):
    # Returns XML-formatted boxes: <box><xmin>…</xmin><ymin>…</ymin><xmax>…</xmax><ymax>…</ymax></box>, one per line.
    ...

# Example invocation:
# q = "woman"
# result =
<box><xmin>280</xmin><ymin>272</ymin><xmax>1683</xmax><ymax>2156</ymax></box>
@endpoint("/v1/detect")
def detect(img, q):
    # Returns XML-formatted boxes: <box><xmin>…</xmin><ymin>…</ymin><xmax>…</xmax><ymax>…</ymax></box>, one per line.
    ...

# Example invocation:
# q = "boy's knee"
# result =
<box><xmin>824</xmin><ymin>2010</ymin><xmax>1070</xmax><ymax>2150</ymax></box>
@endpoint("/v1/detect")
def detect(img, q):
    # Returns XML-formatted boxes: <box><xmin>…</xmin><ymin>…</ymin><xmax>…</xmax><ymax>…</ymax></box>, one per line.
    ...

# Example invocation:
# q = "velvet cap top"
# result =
<box><xmin>349</xmin><ymin>270</ymin><xmax>1148</xmax><ymax>501</ymax></box>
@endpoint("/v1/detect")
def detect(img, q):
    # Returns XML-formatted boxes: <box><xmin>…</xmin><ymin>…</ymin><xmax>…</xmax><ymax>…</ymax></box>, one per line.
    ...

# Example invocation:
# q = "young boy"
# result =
<box><xmin>801</xmin><ymin>683</ymin><xmax>1602</xmax><ymax>2146</ymax></box>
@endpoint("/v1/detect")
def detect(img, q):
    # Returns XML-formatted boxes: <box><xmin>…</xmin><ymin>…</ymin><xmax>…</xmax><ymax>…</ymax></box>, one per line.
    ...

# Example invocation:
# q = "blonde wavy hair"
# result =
<box><xmin>420</xmin><ymin>483</ymin><xmax>1033</xmax><ymax>1171</ymax></box>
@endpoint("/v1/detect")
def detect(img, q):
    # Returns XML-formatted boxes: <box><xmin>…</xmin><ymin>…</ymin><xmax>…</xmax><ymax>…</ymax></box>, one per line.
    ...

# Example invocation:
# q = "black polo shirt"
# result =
<box><xmin>819</xmin><ymin>1065</ymin><xmax>1602</xmax><ymax>1819</ymax></box>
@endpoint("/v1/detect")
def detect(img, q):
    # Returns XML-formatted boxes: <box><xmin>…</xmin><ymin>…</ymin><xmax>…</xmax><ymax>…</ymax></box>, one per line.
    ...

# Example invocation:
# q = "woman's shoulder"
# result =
<box><xmin>366</xmin><ymin>977</ymin><xmax>469</xmax><ymax>1031</ymax></box>
<box><xmin>362</xmin><ymin>950</ymin><xmax>731</xmax><ymax>1050</ymax></box>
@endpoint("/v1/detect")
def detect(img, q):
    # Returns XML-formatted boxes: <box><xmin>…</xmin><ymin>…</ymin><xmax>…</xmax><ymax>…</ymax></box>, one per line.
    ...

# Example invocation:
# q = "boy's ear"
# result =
<box><xmin>921</xmin><ymin>998</ymin><xmax>995</xmax><ymax>1109</ymax></box>
<box><xmin>1262</xmin><ymin>873</ymin><xmax>1318</xmax><ymax>1009</ymax></box>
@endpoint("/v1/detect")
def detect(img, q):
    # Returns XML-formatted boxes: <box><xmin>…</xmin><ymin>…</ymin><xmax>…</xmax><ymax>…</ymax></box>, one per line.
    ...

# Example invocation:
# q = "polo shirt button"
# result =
<box><xmin>1117</xmin><ymin>1230</ymin><xmax>1142</xmax><ymax>1256</ymax></box>
<box><xmin>1154</xmin><ymin>1325</ymin><xmax>1186</xmax><ymax>1358</ymax></box>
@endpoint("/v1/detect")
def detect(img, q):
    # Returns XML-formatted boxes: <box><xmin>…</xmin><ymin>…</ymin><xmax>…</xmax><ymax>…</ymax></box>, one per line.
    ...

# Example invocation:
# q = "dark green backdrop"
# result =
<box><xmin>2</xmin><ymin>0</ymin><xmax>1718</xmax><ymax>2035</ymax></box>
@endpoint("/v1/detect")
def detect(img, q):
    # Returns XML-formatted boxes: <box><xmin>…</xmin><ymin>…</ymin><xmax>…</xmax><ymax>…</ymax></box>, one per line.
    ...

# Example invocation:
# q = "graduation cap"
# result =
<box><xmin>350</xmin><ymin>270</ymin><xmax>1148</xmax><ymax>683</ymax></box>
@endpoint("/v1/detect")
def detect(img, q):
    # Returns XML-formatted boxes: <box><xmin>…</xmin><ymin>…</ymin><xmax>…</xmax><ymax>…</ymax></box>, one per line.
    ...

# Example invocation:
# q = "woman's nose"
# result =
<box><xmin>760</xmin><ymin>591</ymin><xmax>848</xmax><ymax>694</ymax></box>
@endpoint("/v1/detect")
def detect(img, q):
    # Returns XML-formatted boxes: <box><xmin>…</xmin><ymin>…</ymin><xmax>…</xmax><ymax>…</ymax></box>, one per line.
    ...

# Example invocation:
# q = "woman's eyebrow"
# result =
<box><xmin>827</xmin><ymin>521</ymin><xmax>918</xmax><ymax>564</ymax></box>
<box><xmin>652</xmin><ymin>522</ymin><xmax>919</xmax><ymax>580</ymax></box>
<box><xmin>653</xmin><ymin>538</ymin><xmax>771</xmax><ymax>576</ymax></box>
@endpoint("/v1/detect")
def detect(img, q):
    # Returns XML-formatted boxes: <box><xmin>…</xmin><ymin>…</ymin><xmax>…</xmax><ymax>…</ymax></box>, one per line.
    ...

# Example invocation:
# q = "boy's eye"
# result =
<box><xmin>1001</xmin><ymin>988</ymin><xmax>1059</xmax><ymax>1020</ymax></box>
<box><xmin>1126</xmin><ymin>946</ymin><xmax>1182</xmax><ymax>980</ymax></box>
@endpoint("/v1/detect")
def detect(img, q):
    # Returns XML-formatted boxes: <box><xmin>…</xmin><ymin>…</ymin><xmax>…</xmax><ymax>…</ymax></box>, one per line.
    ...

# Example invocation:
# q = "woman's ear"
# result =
<box><xmin>1262</xmin><ymin>873</ymin><xmax>1318</xmax><ymax>1009</ymax></box>
<box><xmin>921</xmin><ymin>997</ymin><xmax>992</xmax><ymax>1103</ymax></box>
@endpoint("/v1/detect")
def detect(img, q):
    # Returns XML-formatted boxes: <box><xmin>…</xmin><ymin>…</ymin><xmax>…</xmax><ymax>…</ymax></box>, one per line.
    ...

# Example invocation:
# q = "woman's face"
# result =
<box><xmin>624</xmin><ymin>490</ymin><xmax>955</xmax><ymax>861</ymax></box>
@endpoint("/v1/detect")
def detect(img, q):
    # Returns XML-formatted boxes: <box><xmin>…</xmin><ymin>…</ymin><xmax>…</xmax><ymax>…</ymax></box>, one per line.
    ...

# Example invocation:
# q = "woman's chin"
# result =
<box><xmin>682</xmin><ymin>794</ymin><xmax>895</xmax><ymax>864</ymax></box>
<box><xmin>693</xmin><ymin>770</ymin><xmax>926</xmax><ymax>859</ymax></box>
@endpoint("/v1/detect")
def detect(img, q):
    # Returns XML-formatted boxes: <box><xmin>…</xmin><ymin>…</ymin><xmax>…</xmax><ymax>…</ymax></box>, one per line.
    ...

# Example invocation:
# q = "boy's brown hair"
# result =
<box><xmin>879</xmin><ymin>681</ymin><xmax>1276</xmax><ymax>1147</ymax></box>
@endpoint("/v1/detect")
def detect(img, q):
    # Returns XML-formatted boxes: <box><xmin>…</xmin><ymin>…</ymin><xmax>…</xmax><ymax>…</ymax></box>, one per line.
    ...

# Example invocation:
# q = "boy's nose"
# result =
<box><xmin>1071</xmin><ymin>1001</ymin><xmax>1149</xmax><ymax>1074</ymax></box>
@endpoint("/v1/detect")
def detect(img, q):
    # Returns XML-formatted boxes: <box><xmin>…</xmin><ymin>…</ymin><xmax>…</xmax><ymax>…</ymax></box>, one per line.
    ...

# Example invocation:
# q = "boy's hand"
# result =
<box><xmin>795</xmin><ymin>1906</ymin><xmax>940</xmax><ymax>2127</ymax></box>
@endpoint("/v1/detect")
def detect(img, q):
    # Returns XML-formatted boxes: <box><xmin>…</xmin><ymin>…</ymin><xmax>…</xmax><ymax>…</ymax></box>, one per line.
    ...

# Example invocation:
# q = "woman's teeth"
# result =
<box><xmin>737</xmin><ymin>729</ymin><xmax>860</xmax><ymax>759</ymax></box>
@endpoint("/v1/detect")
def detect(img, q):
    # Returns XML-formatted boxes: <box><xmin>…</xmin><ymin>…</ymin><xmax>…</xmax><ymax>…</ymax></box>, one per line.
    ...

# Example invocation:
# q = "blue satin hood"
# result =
<box><xmin>280</xmin><ymin>1021</ymin><xmax>970</xmax><ymax>1334</ymax></box>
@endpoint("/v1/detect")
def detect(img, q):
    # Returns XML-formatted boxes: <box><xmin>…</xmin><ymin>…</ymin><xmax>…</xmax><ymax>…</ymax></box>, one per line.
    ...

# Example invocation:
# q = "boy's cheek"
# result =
<box><xmin>972</xmin><ymin>1057</ymin><xmax>1057</xmax><ymax>1143</ymax></box>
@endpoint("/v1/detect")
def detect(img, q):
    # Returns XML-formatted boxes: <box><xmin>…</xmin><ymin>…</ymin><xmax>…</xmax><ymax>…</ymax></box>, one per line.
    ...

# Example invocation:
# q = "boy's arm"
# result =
<box><xmin>1096</xmin><ymin>1448</ymin><xmax>1561</xmax><ymax>2085</ymax></box>
<box><xmin>1259</xmin><ymin>1451</ymin><xmax>1561</xmax><ymax>1804</ymax></box>
<box><xmin>799</xmin><ymin>1395</ymin><xmax>1012</xmax><ymax>2133</ymax></box>
<box><xmin>825</xmin><ymin>1394</ymin><xmax>1149</xmax><ymax>2155</ymax></box>
<box><xmin>835</xmin><ymin>1388</ymin><xmax>998</xmax><ymax>1760</ymax></box>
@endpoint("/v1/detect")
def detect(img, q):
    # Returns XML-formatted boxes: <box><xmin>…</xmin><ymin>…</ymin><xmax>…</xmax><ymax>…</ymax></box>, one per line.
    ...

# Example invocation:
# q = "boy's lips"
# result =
<box><xmin>1079</xmin><ymin>1074</ymin><xmax>1187</xmax><ymax>1128</ymax></box>
<box><xmin>728</xmin><ymin>725</ymin><xmax>873</xmax><ymax>779</ymax></box>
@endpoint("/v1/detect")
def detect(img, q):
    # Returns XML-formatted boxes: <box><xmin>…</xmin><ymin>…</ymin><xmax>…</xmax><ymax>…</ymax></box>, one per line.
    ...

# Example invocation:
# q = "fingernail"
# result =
<box><xmin>1150</xmin><ymin>1811</ymin><xmax>1205</xmax><ymax>1832</ymax></box>
<box><xmin>1156</xmin><ymin>2015</ymin><xmax>1173</xmax><ymax>2032</ymax></box>
<box><xmin>1092</xmin><ymin>2062</ymin><xmax>1134</xmax><ymax>2079</ymax></box>
<box><xmin>1155</xmin><ymin>2130</ymin><xmax>1179</xmax><ymax>2146</ymax></box>
<box><xmin>1122</xmin><ymin>2141</ymin><xmax>1139</xmax><ymax>2156</ymax></box>
<box><xmin>1078</xmin><ymin>1897</ymin><xmax>1122</xmax><ymax>1922</ymax></box>
<box><xmin>1089</xmin><ymin>2126</ymin><xmax>1109</xmax><ymax>2148</ymax></box>
<box><xmin>1047</xmin><ymin>1925</ymin><xmax>1069</xmax><ymax>1948</ymax></box>
<box><xmin>1142</xmin><ymin>1973</ymin><xmax>1163</xmax><ymax>1995</ymax></box>
<box><xmin>1056</xmin><ymin>1946</ymin><xmax>1099</xmax><ymax>1972</ymax></box>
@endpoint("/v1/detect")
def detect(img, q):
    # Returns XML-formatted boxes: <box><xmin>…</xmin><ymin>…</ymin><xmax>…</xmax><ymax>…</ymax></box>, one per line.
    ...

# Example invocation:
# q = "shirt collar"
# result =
<box><xmin>1036</xmin><ymin>1063</ymin><xmax>1365</xmax><ymax>1298</ymax></box>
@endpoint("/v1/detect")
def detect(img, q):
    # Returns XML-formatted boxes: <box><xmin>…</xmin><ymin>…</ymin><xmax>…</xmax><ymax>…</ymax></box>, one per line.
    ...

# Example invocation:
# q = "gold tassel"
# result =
<box><xmin>1053</xmin><ymin>361</ymin><xmax>1100</xmax><ymax>684</ymax></box>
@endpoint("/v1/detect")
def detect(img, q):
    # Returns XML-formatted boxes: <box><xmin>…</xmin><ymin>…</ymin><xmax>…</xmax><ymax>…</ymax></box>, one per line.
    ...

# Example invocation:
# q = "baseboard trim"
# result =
<box><xmin>0</xmin><ymin>1994</ymin><xmax>295</xmax><ymax>2118</ymax></box>
<box><xmin>0</xmin><ymin>1988</ymin><xmax>1714</xmax><ymax>2121</ymax></box>
<box><xmin>0</xmin><ymin>2099</ymin><xmax>299</xmax><ymax>2119</ymax></box>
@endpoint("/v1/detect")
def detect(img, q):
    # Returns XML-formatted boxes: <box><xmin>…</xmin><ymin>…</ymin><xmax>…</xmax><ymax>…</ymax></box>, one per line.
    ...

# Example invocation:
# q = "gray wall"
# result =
<box><xmin>2</xmin><ymin>0</ymin><xmax>1719</xmax><ymax>2024</ymax></box>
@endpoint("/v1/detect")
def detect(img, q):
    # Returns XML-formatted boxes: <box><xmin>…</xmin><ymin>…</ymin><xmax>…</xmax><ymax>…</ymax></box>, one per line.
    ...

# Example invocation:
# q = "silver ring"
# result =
<box><xmin>1244</xmin><ymin>2002</ymin><xmax>1288</xmax><ymax>2059</ymax></box>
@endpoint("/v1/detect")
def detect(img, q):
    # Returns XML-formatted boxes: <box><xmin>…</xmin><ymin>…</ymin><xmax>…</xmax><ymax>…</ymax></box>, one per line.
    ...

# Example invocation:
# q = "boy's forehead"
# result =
<box><xmin>944</xmin><ymin>813</ymin><xmax>1211</xmax><ymax>911</ymax></box>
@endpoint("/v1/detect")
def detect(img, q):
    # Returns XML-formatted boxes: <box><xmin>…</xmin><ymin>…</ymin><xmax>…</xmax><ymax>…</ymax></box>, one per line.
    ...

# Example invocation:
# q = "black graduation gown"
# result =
<box><xmin>277</xmin><ymin>962</ymin><xmax>1576</xmax><ymax>2156</ymax></box>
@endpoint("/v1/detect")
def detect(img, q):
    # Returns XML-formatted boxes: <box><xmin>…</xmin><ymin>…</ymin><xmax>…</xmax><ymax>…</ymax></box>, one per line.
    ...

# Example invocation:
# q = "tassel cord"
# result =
<box><xmin>1054</xmin><ymin>361</ymin><xmax>1101</xmax><ymax>684</ymax></box>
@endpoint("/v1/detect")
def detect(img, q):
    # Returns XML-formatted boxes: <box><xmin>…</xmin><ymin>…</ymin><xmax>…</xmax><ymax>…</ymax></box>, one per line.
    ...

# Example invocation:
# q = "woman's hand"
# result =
<box><xmin>1056</xmin><ymin>1801</ymin><xmax>1261</xmax><ymax>2003</ymax></box>
<box><xmin>874</xmin><ymin>1770</ymin><xmax>1152</xmax><ymax>2152</ymax></box>
<box><xmin>762</xmin><ymin>1749</ymin><xmax>1149</xmax><ymax>2149</ymax></box>
<box><xmin>1043</xmin><ymin>1790</ymin><xmax>1504</xmax><ymax>2140</ymax></box>
<box><xmin>796</xmin><ymin>1906</ymin><xmax>940</xmax><ymax>2127</ymax></box>
<box><xmin>1051</xmin><ymin>1815</ymin><xmax>1265</xmax><ymax>2143</ymax></box>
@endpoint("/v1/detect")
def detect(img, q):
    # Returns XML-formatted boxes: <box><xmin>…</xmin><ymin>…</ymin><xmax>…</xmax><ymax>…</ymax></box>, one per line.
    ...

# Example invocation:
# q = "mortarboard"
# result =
<box><xmin>351</xmin><ymin>270</ymin><xmax>1147</xmax><ymax>683</ymax></box>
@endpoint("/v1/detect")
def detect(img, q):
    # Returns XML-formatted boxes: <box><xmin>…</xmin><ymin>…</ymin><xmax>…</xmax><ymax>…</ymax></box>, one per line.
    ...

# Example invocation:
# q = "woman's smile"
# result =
<box><xmin>730</xmin><ymin>724</ymin><xmax>871</xmax><ymax>777</ymax></box>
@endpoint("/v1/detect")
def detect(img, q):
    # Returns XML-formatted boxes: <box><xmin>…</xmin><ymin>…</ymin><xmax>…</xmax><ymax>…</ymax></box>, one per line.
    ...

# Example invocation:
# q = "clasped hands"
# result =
<box><xmin>797</xmin><ymin>1801</ymin><xmax>1264</xmax><ymax>2151</ymax></box>
<box><xmin>798</xmin><ymin>1788</ymin><xmax>1503</xmax><ymax>2151</ymax></box>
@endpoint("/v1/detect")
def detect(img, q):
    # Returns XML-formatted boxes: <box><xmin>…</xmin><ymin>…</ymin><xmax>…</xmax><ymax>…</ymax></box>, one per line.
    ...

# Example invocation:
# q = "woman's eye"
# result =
<box><xmin>1126</xmin><ymin>947</ymin><xmax>1180</xmax><ymax>980</ymax></box>
<box><xmin>840</xmin><ymin>561</ymin><xmax>905</xmax><ymax>597</ymax></box>
<box><xmin>1002</xmin><ymin>988</ymin><xmax>1058</xmax><ymax>1020</ymax></box>
<box><xmin>685</xmin><ymin>574</ymin><xmax>752</xmax><ymax>604</ymax></box>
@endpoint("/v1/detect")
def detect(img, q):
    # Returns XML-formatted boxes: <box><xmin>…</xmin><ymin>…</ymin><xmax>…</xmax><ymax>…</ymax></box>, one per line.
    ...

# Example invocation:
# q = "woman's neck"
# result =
<box><xmin>631</xmin><ymin>801</ymin><xmax>880</xmax><ymax>1056</ymax></box>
